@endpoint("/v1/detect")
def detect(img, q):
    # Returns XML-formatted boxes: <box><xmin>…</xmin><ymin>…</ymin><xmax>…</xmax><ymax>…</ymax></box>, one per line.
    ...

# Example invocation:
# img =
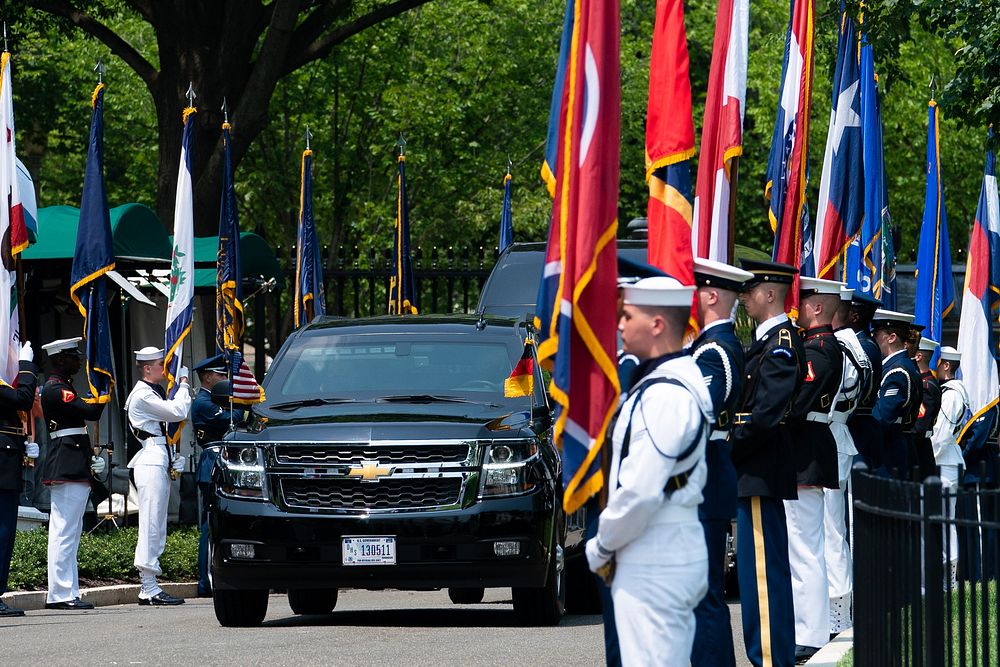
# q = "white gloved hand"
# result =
<box><xmin>171</xmin><ymin>455</ymin><xmax>186</xmax><ymax>472</ymax></box>
<box><xmin>90</xmin><ymin>455</ymin><xmax>106</xmax><ymax>476</ymax></box>
<box><xmin>23</xmin><ymin>442</ymin><xmax>39</xmax><ymax>459</ymax></box>
<box><xmin>178</xmin><ymin>366</ymin><xmax>190</xmax><ymax>383</ymax></box>
<box><xmin>18</xmin><ymin>341</ymin><xmax>33</xmax><ymax>363</ymax></box>
<box><xmin>585</xmin><ymin>536</ymin><xmax>612</xmax><ymax>573</ymax></box>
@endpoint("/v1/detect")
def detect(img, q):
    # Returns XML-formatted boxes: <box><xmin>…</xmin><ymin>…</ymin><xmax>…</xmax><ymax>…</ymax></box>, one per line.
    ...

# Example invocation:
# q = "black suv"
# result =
<box><xmin>208</xmin><ymin>314</ymin><xmax>569</xmax><ymax>627</ymax></box>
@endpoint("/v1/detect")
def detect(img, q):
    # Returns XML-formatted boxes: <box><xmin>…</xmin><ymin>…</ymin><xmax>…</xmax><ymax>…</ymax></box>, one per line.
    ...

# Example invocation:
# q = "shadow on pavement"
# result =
<box><xmin>263</xmin><ymin>608</ymin><xmax>603</xmax><ymax>629</ymax></box>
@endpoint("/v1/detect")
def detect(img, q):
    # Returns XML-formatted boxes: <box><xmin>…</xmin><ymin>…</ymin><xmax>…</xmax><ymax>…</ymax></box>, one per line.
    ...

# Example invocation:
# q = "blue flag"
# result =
<box><xmin>69</xmin><ymin>84</ymin><xmax>114</xmax><ymax>403</ymax></box>
<box><xmin>388</xmin><ymin>152</ymin><xmax>418</xmax><ymax>315</ymax></box>
<box><xmin>295</xmin><ymin>148</ymin><xmax>325</xmax><ymax>327</ymax></box>
<box><xmin>499</xmin><ymin>172</ymin><xmax>513</xmax><ymax>253</ymax></box>
<box><xmin>914</xmin><ymin>100</ymin><xmax>954</xmax><ymax>363</ymax></box>
<box><xmin>845</xmin><ymin>34</ymin><xmax>895</xmax><ymax>307</ymax></box>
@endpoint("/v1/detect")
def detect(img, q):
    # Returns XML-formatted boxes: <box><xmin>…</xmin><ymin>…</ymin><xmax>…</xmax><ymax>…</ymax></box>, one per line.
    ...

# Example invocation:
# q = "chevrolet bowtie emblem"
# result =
<box><xmin>348</xmin><ymin>460</ymin><xmax>394</xmax><ymax>481</ymax></box>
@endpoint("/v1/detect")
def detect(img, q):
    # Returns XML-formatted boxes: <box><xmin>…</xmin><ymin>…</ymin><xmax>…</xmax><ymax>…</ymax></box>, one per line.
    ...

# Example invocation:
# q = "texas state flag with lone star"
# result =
<box><xmin>957</xmin><ymin>137</ymin><xmax>1000</xmax><ymax>439</ymax></box>
<box><xmin>813</xmin><ymin>6</ymin><xmax>863</xmax><ymax>279</ymax></box>
<box><xmin>535</xmin><ymin>0</ymin><xmax>621</xmax><ymax>514</ymax></box>
<box><xmin>765</xmin><ymin>0</ymin><xmax>816</xmax><ymax>314</ymax></box>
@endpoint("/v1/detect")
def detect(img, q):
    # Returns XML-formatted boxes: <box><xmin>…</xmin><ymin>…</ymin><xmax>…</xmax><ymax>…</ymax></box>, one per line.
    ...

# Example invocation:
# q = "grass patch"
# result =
<box><xmin>837</xmin><ymin>649</ymin><xmax>853</xmax><ymax>667</ymax></box>
<box><xmin>8</xmin><ymin>526</ymin><xmax>199</xmax><ymax>591</ymax></box>
<box><xmin>944</xmin><ymin>580</ymin><xmax>997</xmax><ymax>666</ymax></box>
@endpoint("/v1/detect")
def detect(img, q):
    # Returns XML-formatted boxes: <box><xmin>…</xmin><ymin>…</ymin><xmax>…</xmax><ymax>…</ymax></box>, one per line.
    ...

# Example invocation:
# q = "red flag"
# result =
<box><xmin>534</xmin><ymin>0</ymin><xmax>621</xmax><ymax>514</ymax></box>
<box><xmin>645</xmin><ymin>0</ymin><xmax>695</xmax><ymax>286</ymax></box>
<box><xmin>692</xmin><ymin>0</ymin><xmax>748</xmax><ymax>263</ymax></box>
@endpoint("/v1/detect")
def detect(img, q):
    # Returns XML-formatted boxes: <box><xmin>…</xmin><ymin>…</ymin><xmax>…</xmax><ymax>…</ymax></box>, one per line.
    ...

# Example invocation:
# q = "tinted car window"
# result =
<box><xmin>273</xmin><ymin>335</ymin><xmax>539</xmax><ymax>402</ymax></box>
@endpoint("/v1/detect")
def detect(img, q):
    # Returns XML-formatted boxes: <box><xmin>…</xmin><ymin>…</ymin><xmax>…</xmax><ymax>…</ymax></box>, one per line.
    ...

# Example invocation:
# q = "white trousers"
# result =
<box><xmin>46</xmin><ymin>482</ymin><xmax>91</xmax><ymax>603</ymax></box>
<box><xmin>785</xmin><ymin>487</ymin><xmax>830</xmax><ymax>648</ymax></box>
<box><xmin>824</xmin><ymin>452</ymin><xmax>854</xmax><ymax>633</ymax></box>
<box><xmin>940</xmin><ymin>464</ymin><xmax>960</xmax><ymax>569</ymax></box>
<box><xmin>612</xmin><ymin>558</ymin><xmax>708</xmax><ymax>666</ymax></box>
<box><xmin>133</xmin><ymin>464</ymin><xmax>170</xmax><ymax>594</ymax></box>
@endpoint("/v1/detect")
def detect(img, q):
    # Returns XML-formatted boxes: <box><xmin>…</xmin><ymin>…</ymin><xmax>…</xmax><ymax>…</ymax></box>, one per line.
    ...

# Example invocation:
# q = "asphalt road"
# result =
<box><xmin>5</xmin><ymin>589</ymin><xmax>751</xmax><ymax>666</ymax></box>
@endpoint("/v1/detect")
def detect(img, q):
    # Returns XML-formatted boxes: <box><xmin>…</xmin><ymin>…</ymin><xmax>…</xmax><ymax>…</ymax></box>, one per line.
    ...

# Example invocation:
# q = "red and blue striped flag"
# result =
<box><xmin>957</xmin><ymin>136</ymin><xmax>1000</xmax><ymax>438</ymax></box>
<box><xmin>765</xmin><ymin>0</ymin><xmax>816</xmax><ymax>313</ymax></box>
<box><xmin>535</xmin><ymin>0</ymin><xmax>621</xmax><ymax>514</ymax></box>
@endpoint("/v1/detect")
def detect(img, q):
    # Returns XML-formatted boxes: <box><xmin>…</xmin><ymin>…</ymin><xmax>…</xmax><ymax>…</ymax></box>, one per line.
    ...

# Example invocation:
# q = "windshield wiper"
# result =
<box><xmin>269</xmin><ymin>397</ymin><xmax>357</xmax><ymax>411</ymax></box>
<box><xmin>376</xmin><ymin>394</ymin><xmax>477</xmax><ymax>405</ymax></box>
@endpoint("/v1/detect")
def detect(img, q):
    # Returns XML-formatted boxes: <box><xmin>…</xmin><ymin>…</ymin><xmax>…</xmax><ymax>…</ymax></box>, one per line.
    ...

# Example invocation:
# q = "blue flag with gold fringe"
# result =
<box><xmin>69</xmin><ymin>83</ymin><xmax>114</xmax><ymax>403</ymax></box>
<box><xmin>295</xmin><ymin>148</ymin><xmax>325</xmax><ymax>327</ymax></box>
<box><xmin>389</xmin><ymin>151</ymin><xmax>418</xmax><ymax>315</ymax></box>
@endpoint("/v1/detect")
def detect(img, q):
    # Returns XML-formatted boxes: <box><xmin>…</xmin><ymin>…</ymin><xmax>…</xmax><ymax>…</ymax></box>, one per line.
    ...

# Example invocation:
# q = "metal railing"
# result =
<box><xmin>853</xmin><ymin>464</ymin><xmax>999</xmax><ymax>667</ymax></box>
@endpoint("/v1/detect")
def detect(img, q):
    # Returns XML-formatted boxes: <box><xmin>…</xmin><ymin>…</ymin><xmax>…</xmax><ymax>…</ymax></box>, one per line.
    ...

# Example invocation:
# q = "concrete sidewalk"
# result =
<box><xmin>806</xmin><ymin>628</ymin><xmax>853</xmax><ymax>666</ymax></box>
<box><xmin>2</xmin><ymin>582</ymin><xmax>198</xmax><ymax>611</ymax></box>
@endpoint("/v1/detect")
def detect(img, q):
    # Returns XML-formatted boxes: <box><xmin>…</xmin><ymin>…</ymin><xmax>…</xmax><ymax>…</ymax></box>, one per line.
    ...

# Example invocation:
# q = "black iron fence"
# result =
<box><xmin>318</xmin><ymin>245</ymin><xmax>494</xmax><ymax>317</ymax></box>
<box><xmin>853</xmin><ymin>465</ymin><xmax>999</xmax><ymax>667</ymax></box>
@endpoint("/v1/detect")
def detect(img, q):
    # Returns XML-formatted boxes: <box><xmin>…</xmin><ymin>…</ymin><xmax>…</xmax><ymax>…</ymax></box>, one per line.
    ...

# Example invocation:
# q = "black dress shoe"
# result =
<box><xmin>0</xmin><ymin>601</ymin><xmax>25</xmax><ymax>617</ymax></box>
<box><xmin>794</xmin><ymin>645</ymin><xmax>820</xmax><ymax>664</ymax></box>
<box><xmin>45</xmin><ymin>598</ymin><xmax>95</xmax><ymax>610</ymax></box>
<box><xmin>138</xmin><ymin>591</ymin><xmax>185</xmax><ymax>606</ymax></box>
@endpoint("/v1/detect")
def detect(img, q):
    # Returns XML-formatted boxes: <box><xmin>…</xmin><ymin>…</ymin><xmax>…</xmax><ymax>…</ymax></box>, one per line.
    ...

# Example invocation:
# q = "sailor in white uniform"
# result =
<box><xmin>931</xmin><ymin>346</ymin><xmax>970</xmax><ymax>586</ymax></box>
<box><xmin>125</xmin><ymin>346</ymin><xmax>191</xmax><ymax>605</ymax></box>
<box><xmin>825</xmin><ymin>285</ymin><xmax>870</xmax><ymax>632</ymax></box>
<box><xmin>586</xmin><ymin>276</ymin><xmax>713</xmax><ymax>667</ymax></box>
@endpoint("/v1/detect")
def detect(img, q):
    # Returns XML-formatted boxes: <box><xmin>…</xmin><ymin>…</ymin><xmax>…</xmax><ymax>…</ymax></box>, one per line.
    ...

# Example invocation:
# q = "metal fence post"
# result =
<box><xmin>924</xmin><ymin>477</ymin><xmax>946</xmax><ymax>667</ymax></box>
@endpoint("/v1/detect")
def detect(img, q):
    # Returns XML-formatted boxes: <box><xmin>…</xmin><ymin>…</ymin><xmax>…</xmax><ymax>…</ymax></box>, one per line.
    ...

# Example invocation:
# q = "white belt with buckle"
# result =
<box><xmin>142</xmin><ymin>436</ymin><xmax>168</xmax><ymax>445</ymax></box>
<box><xmin>830</xmin><ymin>412</ymin><xmax>852</xmax><ymax>424</ymax></box>
<box><xmin>805</xmin><ymin>411</ymin><xmax>831</xmax><ymax>424</ymax></box>
<box><xmin>51</xmin><ymin>427</ymin><xmax>88</xmax><ymax>438</ymax></box>
<box><xmin>709</xmin><ymin>429</ymin><xmax>729</xmax><ymax>441</ymax></box>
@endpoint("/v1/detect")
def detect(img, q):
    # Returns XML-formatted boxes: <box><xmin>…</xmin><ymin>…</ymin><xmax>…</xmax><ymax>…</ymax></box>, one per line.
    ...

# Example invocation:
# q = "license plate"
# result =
<box><xmin>342</xmin><ymin>536</ymin><xmax>396</xmax><ymax>566</ymax></box>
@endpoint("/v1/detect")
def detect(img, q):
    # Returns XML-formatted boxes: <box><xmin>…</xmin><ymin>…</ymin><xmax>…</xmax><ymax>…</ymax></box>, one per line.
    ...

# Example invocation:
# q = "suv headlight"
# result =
<box><xmin>219</xmin><ymin>445</ymin><xmax>268</xmax><ymax>500</ymax></box>
<box><xmin>480</xmin><ymin>441</ymin><xmax>539</xmax><ymax>498</ymax></box>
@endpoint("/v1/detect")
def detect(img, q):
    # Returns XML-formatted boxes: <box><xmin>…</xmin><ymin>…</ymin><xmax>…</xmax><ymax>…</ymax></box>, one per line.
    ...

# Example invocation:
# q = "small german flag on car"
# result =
<box><xmin>504</xmin><ymin>339</ymin><xmax>535</xmax><ymax>398</ymax></box>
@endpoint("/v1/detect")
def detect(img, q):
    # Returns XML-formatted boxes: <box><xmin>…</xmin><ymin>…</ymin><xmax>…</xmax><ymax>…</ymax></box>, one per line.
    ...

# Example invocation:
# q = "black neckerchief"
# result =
<box><xmin>629</xmin><ymin>349</ymin><xmax>691</xmax><ymax>393</ymax></box>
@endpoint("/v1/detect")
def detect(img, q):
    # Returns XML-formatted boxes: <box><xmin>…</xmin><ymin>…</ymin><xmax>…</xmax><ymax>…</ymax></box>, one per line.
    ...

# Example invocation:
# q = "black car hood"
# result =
<box><xmin>234</xmin><ymin>401</ymin><xmax>544</xmax><ymax>442</ymax></box>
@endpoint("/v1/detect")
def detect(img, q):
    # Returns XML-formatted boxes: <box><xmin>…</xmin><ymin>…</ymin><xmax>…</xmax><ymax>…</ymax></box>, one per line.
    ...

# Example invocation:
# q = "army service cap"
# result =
<box><xmin>738</xmin><ymin>259</ymin><xmax>798</xmax><ymax>286</ymax></box>
<box><xmin>693</xmin><ymin>258</ymin><xmax>754</xmax><ymax>292</ymax></box>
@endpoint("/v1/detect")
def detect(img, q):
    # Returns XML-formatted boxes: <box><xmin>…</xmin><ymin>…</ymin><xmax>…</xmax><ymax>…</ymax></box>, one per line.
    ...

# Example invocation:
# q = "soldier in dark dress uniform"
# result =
<box><xmin>732</xmin><ymin>260</ymin><xmax>805</xmax><ymax>667</ymax></box>
<box><xmin>846</xmin><ymin>292</ymin><xmax>883</xmax><ymax>470</ymax></box>
<box><xmin>0</xmin><ymin>340</ymin><xmax>39</xmax><ymax>617</ymax></box>
<box><xmin>871</xmin><ymin>311</ymin><xmax>924</xmax><ymax>477</ymax></box>
<box><xmin>689</xmin><ymin>258</ymin><xmax>754</xmax><ymax>667</ymax></box>
<box><xmin>958</xmin><ymin>404</ymin><xmax>999</xmax><ymax>581</ymax></box>
<box><xmin>912</xmin><ymin>336</ymin><xmax>942</xmax><ymax>479</ymax></box>
<box><xmin>191</xmin><ymin>353</ymin><xmax>242</xmax><ymax>597</ymax></box>
<box><xmin>40</xmin><ymin>337</ymin><xmax>106</xmax><ymax>610</ymax></box>
<box><xmin>784</xmin><ymin>278</ymin><xmax>844</xmax><ymax>662</ymax></box>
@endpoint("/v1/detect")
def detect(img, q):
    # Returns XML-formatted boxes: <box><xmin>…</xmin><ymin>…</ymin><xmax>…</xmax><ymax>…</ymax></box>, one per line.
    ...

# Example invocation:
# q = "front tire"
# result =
<box><xmin>512</xmin><ymin>543</ymin><xmax>565</xmax><ymax>626</ymax></box>
<box><xmin>214</xmin><ymin>588</ymin><xmax>269</xmax><ymax>627</ymax></box>
<box><xmin>288</xmin><ymin>588</ymin><xmax>339</xmax><ymax>615</ymax></box>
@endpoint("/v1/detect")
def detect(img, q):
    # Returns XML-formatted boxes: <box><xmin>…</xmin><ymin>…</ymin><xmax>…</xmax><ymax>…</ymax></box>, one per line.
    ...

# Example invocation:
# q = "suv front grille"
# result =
<box><xmin>279</xmin><ymin>477</ymin><xmax>463</xmax><ymax>511</ymax></box>
<box><xmin>275</xmin><ymin>444</ymin><xmax>470</xmax><ymax>466</ymax></box>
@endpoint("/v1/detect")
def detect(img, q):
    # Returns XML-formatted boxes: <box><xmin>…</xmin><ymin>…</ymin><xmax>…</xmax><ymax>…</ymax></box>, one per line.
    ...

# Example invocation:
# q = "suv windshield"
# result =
<box><xmin>272</xmin><ymin>334</ymin><xmax>542</xmax><ymax>404</ymax></box>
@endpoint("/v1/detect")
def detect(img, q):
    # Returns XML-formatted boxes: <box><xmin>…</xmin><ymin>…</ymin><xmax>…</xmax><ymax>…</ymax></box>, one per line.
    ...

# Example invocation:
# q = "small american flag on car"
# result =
<box><xmin>231</xmin><ymin>351</ymin><xmax>265</xmax><ymax>405</ymax></box>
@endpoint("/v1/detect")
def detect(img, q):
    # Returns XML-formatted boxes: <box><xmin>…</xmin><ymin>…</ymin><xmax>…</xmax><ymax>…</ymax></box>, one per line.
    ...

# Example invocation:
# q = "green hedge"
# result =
<box><xmin>8</xmin><ymin>527</ymin><xmax>199</xmax><ymax>591</ymax></box>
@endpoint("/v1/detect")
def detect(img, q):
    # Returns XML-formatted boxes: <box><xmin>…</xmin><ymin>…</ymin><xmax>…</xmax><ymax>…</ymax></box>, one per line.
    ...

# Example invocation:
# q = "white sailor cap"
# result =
<box><xmin>133</xmin><ymin>346</ymin><xmax>165</xmax><ymax>362</ymax></box>
<box><xmin>918</xmin><ymin>337</ymin><xmax>939</xmax><ymax>352</ymax></box>
<box><xmin>693</xmin><ymin>258</ymin><xmax>753</xmax><ymax>292</ymax></box>
<box><xmin>871</xmin><ymin>309</ymin><xmax>916</xmax><ymax>329</ymax></box>
<box><xmin>939</xmin><ymin>346</ymin><xmax>961</xmax><ymax>362</ymax></box>
<box><xmin>799</xmin><ymin>277</ymin><xmax>845</xmax><ymax>296</ymax></box>
<box><xmin>42</xmin><ymin>337</ymin><xmax>83</xmax><ymax>356</ymax></box>
<box><xmin>623</xmin><ymin>276</ymin><xmax>695</xmax><ymax>308</ymax></box>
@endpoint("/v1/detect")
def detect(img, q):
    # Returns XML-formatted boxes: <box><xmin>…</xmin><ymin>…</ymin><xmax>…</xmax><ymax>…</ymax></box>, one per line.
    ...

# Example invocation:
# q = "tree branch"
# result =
<box><xmin>28</xmin><ymin>0</ymin><xmax>159</xmax><ymax>89</ymax></box>
<box><xmin>281</xmin><ymin>0</ymin><xmax>434</xmax><ymax>76</ymax></box>
<box><xmin>123</xmin><ymin>0</ymin><xmax>154</xmax><ymax>24</ymax></box>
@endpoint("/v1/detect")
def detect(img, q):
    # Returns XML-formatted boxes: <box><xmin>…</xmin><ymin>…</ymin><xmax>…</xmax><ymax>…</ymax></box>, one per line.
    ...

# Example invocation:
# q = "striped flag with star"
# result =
<box><xmin>645</xmin><ymin>0</ymin><xmax>695</xmax><ymax>288</ymax></box>
<box><xmin>534</xmin><ymin>0</ymin><xmax>621</xmax><ymax>514</ymax></box>
<box><xmin>766</xmin><ymin>0</ymin><xmax>816</xmax><ymax>314</ymax></box>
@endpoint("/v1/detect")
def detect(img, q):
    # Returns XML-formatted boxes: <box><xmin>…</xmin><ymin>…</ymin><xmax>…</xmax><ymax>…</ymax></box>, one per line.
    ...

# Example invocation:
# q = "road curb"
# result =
<box><xmin>1</xmin><ymin>582</ymin><xmax>198</xmax><ymax>611</ymax></box>
<box><xmin>806</xmin><ymin>627</ymin><xmax>853</xmax><ymax>666</ymax></box>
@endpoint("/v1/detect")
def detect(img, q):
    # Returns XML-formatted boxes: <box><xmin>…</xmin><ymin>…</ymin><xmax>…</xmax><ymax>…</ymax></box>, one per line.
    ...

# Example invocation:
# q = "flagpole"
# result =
<box><xmin>726</xmin><ymin>156</ymin><xmax>740</xmax><ymax>264</ymax></box>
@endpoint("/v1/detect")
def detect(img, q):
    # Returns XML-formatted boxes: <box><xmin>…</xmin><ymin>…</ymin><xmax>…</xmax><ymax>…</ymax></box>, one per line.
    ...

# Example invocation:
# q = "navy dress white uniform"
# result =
<box><xmin>125</xmin><ymin>346</ymin><xmax>191</xmax><ymax>604</ymax></box>
<box><xmin>913</xmin><ymin>337</ymin><xmax>942</xmax><ymax>480</ymax></box>
<box><xmin>0</xmin><ymin>342</ymin><xmax>39</xmax><ymax>617</ymax></box>
<box><xmin>586</xmin><ymin>277</ymin><xmax>713</xmax><ymax>667</ymax></box>
<box><xmin>930</xmin><ymin>347</ymin><xmax>969</xmax><ymax>579</ymax></box>
<box><xmin>689</xmin><ymin>258</ymin><xmax>753</xmax><ymax>667</ymax></box>
<box><xmin>826</xmin><ymin>286</ymin><xmax>870</xmax><ymax>633</ymax></box>
<box><xmin>40</xmin><ymin>338</ymin><xmax>106</xmax><ymax>609</ymax></box>
<box><xmin>846</xmin><ymin>292</ymin><xmax>883</xmax><ymax>470</ymax></box>
<box><xmin>731</xmin><ymin>260</ymin><xmax>804</xmax><ymax>667</ymax></box>
<box><xmin>871</xmin><ymin>311</ymin><xmax>923</xmax><ymax>476</ymax></box>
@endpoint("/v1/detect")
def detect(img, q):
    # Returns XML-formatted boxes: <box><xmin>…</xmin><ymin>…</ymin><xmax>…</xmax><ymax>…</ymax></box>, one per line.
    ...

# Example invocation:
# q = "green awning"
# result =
<box><xmin>187</xmin><ymin>232</ymin><xmax>286</xmax><ymax>290</ymax></box>
<box><xmin>23</xmin><ymin>203</ymin><xmax>172</xmax><ymax>262</ymax></box>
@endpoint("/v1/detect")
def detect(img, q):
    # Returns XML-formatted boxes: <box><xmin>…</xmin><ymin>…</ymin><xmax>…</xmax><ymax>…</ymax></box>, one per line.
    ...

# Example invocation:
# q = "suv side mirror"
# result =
<box><xmin>211</xmin><ymin>380</ymin><xmax>233</xmax><ymax>408</ymax></box>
